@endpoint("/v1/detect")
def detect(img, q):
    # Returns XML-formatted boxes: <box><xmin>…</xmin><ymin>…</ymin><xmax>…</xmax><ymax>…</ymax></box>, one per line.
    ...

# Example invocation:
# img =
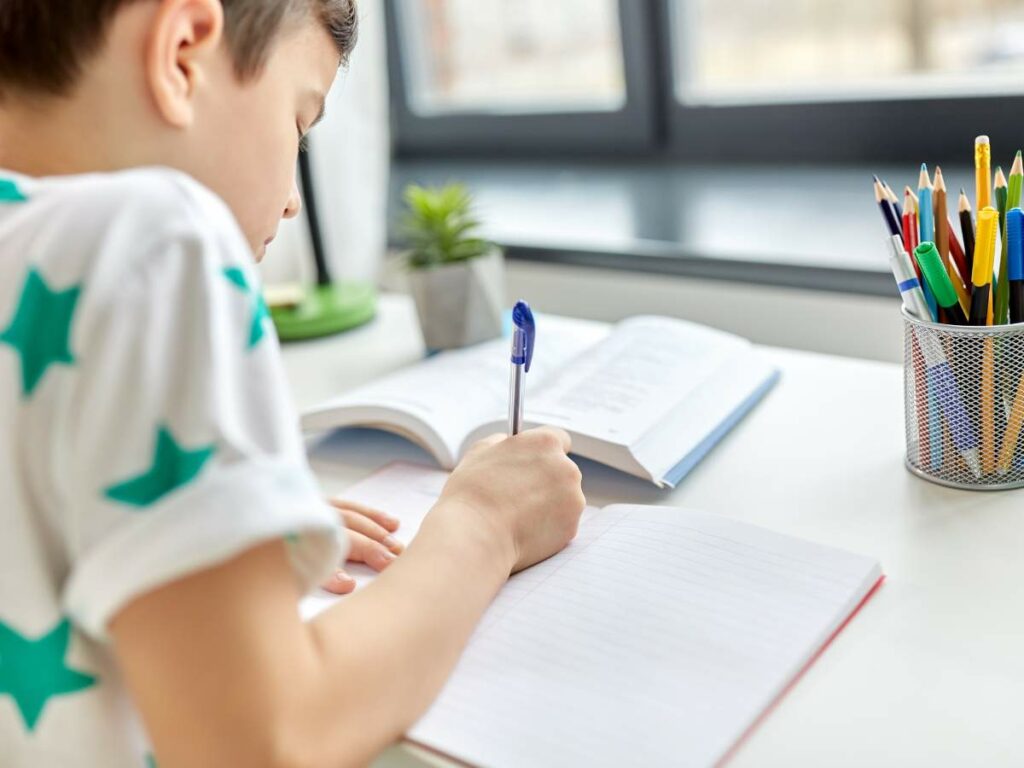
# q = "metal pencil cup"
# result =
<box><xmin>904</xmin><ymin>308</ymin><xmax>1024</xmax><ymax>490</ymax></box>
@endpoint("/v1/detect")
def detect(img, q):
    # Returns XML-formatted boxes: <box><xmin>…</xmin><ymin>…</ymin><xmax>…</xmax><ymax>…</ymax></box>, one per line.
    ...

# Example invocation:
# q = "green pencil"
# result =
<box><xmin>1009</xmin><ymin>151</ymin><xmax>1023</xmax><ymax>209</ymax></box>
<box><xmin>995</xmin><ymin>167</ymin><xmax>1010</xmax><ymax>325</ymax></box>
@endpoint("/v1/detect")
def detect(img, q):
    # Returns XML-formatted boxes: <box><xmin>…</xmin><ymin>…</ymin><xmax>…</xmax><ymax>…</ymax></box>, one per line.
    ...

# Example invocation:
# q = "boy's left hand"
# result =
<box><xmin>322</xmin><ymin>499</ymin><xmax>404</xmax><ymax>595</ymax></box>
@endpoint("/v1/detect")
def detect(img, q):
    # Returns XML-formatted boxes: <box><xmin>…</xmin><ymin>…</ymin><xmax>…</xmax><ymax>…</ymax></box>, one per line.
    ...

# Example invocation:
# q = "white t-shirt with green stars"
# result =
<box><xmin>0</xmin><ymin>168</ymin><xmax>346</xmax><ymax>766</ymax></box>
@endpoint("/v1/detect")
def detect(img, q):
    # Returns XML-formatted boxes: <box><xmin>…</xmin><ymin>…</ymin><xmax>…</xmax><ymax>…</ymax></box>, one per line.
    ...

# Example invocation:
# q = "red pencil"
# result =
<box><xmin>946</xmin><ymin>219</ymin><xmax>970</xmax><ymax>289</ymax></box>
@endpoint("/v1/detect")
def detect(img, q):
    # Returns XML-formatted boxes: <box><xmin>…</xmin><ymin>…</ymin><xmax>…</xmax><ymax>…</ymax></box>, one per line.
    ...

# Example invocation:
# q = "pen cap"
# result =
<box><xmin>973</xmin><ymin>207</ymin><xmax>999</xmax><ymax>287</ymax></box>
<box><xmin>915</xmin><ymin>242</ymin><xmax>958</xmax><ymax>309</ymax></box>
<box><xmin>1008</xmin><ymin>208</ymin><xmax>1024</xmax><ymax>282</ymax></box>
<box><xmin>511</xmin><ymin>300</ymin><xmax>536</xmax><ymax>371</ymax></box>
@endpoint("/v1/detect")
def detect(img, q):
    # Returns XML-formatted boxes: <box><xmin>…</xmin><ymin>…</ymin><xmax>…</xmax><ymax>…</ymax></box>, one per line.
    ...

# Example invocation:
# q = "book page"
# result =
<box><xmin>302</xmin><ymin>464</ymin><xmax>881</xmax><ymax>768</ymax></box>
<box><xmin>528</xmin><ymin>316</ymin><xmax>753</xmax><ymax>446</ymax></box>
<box><xmin>303</xmin><ymin>315</ymin><xmax>608</xmax><ymax>465</ymax></box>
<box><xmin>411</xmin><ymin>504</ymin><xmax>880</xmax><ymax>768</ymax></box>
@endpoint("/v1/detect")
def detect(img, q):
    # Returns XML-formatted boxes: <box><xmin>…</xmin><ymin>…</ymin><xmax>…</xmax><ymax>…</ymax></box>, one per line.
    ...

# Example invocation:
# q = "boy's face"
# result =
<box><xmin>181</xmin><ymin>17</ymin><xmax>340</xmax><ymax>261</ymax></box>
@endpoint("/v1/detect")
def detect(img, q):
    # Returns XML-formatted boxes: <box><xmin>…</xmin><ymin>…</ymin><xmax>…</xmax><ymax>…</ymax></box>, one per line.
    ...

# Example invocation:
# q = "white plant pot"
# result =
<box><xmin>408</xmin><ymin>248</ymin><xmax>505</xmax><ymax>350</ymax></box>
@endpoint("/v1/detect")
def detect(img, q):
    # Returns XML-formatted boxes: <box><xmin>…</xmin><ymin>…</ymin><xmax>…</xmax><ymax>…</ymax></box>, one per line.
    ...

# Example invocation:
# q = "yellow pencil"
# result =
<box><xmin>976</xmin><ymin>135</ymin><xmax>992</xmax><ymax>211</ymax></box>
<box><xmin>982</xmin><ymin>337</ymin><xmax>996</xmax><ymax>475</ymax></box>
<box><xmin>972</xmin><ymin>207</ymin><xmax>999</xmax><ymax>474</ymax></box>
<box><xmin>998</xmin><ymin>374</ymin><xmax>1024</xmax><ymax>474</ymax></box>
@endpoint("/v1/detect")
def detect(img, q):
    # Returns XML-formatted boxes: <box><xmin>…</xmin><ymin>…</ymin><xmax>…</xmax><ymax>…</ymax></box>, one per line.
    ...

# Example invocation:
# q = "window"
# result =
<box><xmin>387</xmin><ymin>0</ymin><xmax>1024</xmax><ymax>163</ymax></box>
<box><xmin>674</xmin><ymin>0</ymin><xmax>1024</xmax><ymax>105</ymax></box>
<box><xmin>400</xmin><ymin>0</ymin><xmax>626</xmax><ymax>114</ymax></box>
<box><xmin>384</xmin><ymin>0</ymin><xmax>659</xmax><ymax>155</ymax></box>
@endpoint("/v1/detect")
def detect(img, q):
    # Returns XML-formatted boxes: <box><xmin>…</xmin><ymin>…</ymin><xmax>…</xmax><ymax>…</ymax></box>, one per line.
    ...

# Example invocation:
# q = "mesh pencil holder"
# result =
<box><xmin>903</xmin><ymin>308</ymin><xmax>1024</xmax><ymax>490</ymax></box>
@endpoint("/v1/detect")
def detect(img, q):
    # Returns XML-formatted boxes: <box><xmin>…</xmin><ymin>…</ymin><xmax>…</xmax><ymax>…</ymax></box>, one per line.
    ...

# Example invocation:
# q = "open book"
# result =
<box><xmin>301</xmin><ymin>315</ymin><xmax>779</xmax><ymax>487</ymax></box>
<box><xmin>301</xmin><ymin>464</ymin><xmax>884</xmax><ymax>768</ymax></box>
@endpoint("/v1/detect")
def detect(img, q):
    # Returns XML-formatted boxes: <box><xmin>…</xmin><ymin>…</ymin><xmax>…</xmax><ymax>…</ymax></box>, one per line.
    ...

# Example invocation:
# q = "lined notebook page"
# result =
<box><xmin>302</xmin><ymin>464</ymin><xmax>881</xmax><ymax>767</ymax></box>
<box><xmin>412</xmin><ymin>504</ymin><xmax>881</xmax><ymax>767</ymax></box>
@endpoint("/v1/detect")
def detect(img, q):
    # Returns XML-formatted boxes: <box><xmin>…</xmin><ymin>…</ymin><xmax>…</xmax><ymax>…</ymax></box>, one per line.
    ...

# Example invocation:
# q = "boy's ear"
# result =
<box><xmin>146</xmin><ymin>0</ymin><xmax>225</xmax><ymax>128</ymax></box>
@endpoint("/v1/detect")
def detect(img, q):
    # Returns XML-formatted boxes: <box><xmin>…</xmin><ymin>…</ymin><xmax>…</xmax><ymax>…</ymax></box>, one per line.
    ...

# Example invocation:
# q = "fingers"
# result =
<box><xmin>337</xmin><ymin>508</ymin><xmax>404</xmax><ymax>555</ymax></box>
<box><xmin>523</xmin><ymin>426</ymin><xmax>572</xmax><ymax>454</ymax></box>
<box><xmin>346</xmin><ymin>530</ymin><xmax>399</xmax><ymax>572</ymax></box>
<box><xmin>329</xmin><ymin>498</ymin><xmax>400</xmax><ymax>533</ymax></box>
<box><xmin>322</xmin><ymin>569</ymin><xmax>357</xmax><ymax>595</ymax></box>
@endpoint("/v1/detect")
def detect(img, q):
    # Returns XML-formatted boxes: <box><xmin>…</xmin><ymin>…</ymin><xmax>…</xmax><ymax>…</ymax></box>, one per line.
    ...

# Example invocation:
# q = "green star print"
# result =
<box><xmin>0</xmin><ymin>178</ymin><xmax>27</xmax><ymax>202</ymax></box>
<box><xmin>0</xmin><ymin>267</ymin><xmax>81</xmax><ymax>397</ymax></box>
<box><xmin>0</xmin><ymin>617</ymin><xmax>96</xmax><ymax>731</ymax></box>
<box><xmin>105</xmin><ymin>425</ymin><xmax>216</xmax><ymax>508</ymax></box>
<box><xmin>223</xmin><ymin>266</ymin><xmax>271</xmax><ymax>349</ymax></box>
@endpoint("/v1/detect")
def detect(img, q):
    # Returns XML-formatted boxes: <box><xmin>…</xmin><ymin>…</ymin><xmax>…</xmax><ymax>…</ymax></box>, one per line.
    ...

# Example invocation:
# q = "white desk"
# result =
<box><xmin>282</xmin><ymin>294</ymin><xmax>1023</xmax><ymax>767</ymax></box>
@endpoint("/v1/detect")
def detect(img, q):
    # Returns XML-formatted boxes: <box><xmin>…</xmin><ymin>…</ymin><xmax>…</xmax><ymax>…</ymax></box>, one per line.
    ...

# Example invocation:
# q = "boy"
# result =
<box><xmin>0</xmin><ymin>1</ymin><xmax>586</xmax><ymax>765</ymax></box>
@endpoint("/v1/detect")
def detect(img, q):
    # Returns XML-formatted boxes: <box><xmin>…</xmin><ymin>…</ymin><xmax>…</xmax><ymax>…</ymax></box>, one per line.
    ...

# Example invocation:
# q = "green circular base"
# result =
<box><xmin>270</xmin><ymin>282</ymin><xmax>376</xmax><ymax>341</ymax></box>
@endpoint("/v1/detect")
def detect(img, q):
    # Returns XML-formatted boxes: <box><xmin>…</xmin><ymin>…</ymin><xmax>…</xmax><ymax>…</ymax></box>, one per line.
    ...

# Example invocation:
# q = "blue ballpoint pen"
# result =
<box><xmin>508</xmin><ymin>301</ymin><xmax>536</xmax><ymax>436</ymax></box>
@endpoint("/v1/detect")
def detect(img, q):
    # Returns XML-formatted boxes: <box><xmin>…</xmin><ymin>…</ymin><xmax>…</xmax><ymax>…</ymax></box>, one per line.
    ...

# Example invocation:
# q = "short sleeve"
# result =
<box><xmin>57</xmin><ymin>181</ymin><xmax>344</xmax><ymax>641</ymax></box>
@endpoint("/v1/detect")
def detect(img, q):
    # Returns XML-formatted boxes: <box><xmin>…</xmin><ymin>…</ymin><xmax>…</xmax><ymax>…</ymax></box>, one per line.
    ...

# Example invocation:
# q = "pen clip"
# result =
<box><xmin>511</xmin><ymin>300</ymin><xmax>536</xmax><ymax>372</ymax></box>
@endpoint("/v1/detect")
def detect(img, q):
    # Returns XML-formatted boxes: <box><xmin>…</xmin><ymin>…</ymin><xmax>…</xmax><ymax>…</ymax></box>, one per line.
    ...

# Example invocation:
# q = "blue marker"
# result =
<box><xmin>1009</xmin><ymin>207</ymin><xmax>1024</xmax><ymax>324</ymax></box>
<box><xmin>508</xmin><ymin>300</ymin><xmax>536</xmax><ymax>436</ymax></box>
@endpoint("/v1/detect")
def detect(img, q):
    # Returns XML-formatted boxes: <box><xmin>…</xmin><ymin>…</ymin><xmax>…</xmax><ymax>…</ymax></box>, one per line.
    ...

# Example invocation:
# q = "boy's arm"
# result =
<box><xmin>112</xmin><ymin>507</ymin><xmax>505</xmax><ymax>768</ymax></box>
<box><xmin>111</xmin><ymin>429</ymin><xmax>585</xmax><ymax>768</ymax></box>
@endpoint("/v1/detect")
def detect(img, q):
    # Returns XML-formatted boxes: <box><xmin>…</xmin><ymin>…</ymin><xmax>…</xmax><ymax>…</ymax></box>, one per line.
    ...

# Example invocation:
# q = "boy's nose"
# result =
<box><xmin>283</xmin><ymin>181</ymin><xmax>302</xmax><ymax>220</ymax></box>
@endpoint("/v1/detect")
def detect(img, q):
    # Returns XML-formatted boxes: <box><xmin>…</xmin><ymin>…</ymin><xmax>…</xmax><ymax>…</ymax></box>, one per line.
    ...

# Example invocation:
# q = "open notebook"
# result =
<box><xmin>302</xmin><ymin>464</ymin><xmax>884</xmax><ymax>768</ymax></box>
<box><xmin>301</xmin><ymin>315</ymin><xmax>780</xmax><ymax>488</ymax></box>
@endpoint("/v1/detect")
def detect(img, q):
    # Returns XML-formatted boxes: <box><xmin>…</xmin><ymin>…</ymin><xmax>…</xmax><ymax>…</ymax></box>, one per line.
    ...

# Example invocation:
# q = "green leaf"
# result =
<box><xmin>399</xmin><ymin>182</ymin><xmax>494</xmax><ymax>268</ymax></box>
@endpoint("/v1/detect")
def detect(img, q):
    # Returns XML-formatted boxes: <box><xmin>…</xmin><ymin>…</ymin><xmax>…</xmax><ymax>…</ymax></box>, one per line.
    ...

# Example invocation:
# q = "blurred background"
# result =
<box><xmin>264</xmin><ymin>0</ymin><xmax>1024</xmax><ymax>362</ymax></box>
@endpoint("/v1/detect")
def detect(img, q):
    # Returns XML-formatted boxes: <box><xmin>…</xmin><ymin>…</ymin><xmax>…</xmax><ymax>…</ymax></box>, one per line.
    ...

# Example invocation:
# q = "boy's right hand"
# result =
<box><xmin>433</xmin><ymin>427</ymin><xmax>586</xmax><ymax>574</ymax></box>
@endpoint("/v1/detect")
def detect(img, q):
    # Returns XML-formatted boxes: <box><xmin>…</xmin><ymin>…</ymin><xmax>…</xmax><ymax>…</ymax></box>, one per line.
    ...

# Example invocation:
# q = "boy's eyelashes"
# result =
<box><xmin>297</xmin><ymin>125</ymin><xmax>310</xmax><ymax>153</ymax></box>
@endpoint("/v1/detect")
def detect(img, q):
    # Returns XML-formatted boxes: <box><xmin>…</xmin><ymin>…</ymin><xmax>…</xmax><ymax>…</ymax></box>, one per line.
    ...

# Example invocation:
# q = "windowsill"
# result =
<box><xmin>388</xmin><ymin>158</ymin><xmax>976</xmax><ymax>297</ymax></box>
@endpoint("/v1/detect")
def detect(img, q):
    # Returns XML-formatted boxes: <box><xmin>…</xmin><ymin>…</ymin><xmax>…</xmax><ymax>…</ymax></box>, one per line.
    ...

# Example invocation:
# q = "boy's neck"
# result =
<box><xmin>0</xmin><ymin>93</ymin><xmax>145</xmax><ymax>178</ymax></box>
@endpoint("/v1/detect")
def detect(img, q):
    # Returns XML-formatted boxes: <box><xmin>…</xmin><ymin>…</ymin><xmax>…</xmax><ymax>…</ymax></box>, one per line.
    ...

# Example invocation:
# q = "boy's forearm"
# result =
<box><xmin>300</xmin><ymin>501</ymin><xmax>513</xmax><ymax>765</ymax></box>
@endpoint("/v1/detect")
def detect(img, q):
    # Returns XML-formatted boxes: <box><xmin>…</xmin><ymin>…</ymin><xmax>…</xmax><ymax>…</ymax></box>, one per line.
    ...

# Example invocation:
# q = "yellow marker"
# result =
<box><xmin>970</xmin><ymin>208</ymin><xmax>997</xmax><ymax>328</ymax></box>
<box><xmin>976</xmin><ymin>135</ymin><xmax>992</xmax><ymax>212</ymax></box>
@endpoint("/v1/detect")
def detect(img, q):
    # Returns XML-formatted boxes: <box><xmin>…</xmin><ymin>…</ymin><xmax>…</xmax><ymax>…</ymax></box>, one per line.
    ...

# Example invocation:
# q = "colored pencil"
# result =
<box><xmin>932</xmin><ymin>168</ymin><xmax>969</xmax><ymax>313</ymax></box>
<box><xmin>976</xmin><ymin>135</ymin><xmax>992</xmax><ymax>212</ymax></box>
<box><xmin>959</xmin><ymin>188</ymin><xmax>975</xmax><ymax>290</ymax></box>
<box><xmin>902</xmin><ymin>188</ymin><xmax>919</xmax><ymax>273</ymax></box>
<box><xmin>874</xmin><ymin>177</ymin><xmax>902</xmax><ymax>238</ymax></box>
<box><xmin>995</xmin><ymin>167</ymin><xmax>1010</xmax><ymax>325</ymax></box>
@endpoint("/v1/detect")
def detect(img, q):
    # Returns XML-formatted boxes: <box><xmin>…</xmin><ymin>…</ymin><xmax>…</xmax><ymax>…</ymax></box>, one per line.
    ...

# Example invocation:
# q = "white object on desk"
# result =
<box><xmin>285</xmin><ymin>294</ymin><xmax>1024</xmax><ymax>768</ymax></box>
<box><xmin>305</xmin><ymin>463</ymin><xmax>881</xmax><ymax>768</ymax></box>
<box><xmin>301</xmin><ymin>314</ymin><xmax>778</xmax><ymax>487</ymax></box>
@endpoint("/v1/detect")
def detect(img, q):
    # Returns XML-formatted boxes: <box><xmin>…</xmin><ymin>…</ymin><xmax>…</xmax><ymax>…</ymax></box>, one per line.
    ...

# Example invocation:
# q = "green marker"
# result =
<box><xmin>917</xmin><ymin>241</ymin><xmax>968</xmax><ymax>325</ymax></box>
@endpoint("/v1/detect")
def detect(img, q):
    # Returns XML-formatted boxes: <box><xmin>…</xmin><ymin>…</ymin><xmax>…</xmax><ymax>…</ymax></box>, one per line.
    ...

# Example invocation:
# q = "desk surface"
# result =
<box><xmin>283</xmin><ymin>294</ymin><xmax>1023</xmax><ymax>767</ymax></box>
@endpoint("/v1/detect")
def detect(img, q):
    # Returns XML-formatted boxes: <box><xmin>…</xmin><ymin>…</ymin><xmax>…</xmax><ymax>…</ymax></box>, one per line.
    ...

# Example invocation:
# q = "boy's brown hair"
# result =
<box><xmin>0</xmin><ymin>0</ymin><xmax>358</xmax><ymax>98</ymax></box>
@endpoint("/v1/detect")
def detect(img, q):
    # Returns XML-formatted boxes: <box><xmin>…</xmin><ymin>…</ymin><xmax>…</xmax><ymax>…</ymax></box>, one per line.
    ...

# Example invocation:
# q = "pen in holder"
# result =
<box><xmin>903</xmin><ymin>307</ymin><xmax>1024</xmax><ymax>489</ymax></box>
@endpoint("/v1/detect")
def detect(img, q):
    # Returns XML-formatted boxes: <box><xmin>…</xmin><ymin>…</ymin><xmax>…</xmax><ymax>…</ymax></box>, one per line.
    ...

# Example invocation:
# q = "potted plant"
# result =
<box><xmin>401</xmin><ymin>182</ymin><xmax>505</xmax><ymax>350</ymax></box>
